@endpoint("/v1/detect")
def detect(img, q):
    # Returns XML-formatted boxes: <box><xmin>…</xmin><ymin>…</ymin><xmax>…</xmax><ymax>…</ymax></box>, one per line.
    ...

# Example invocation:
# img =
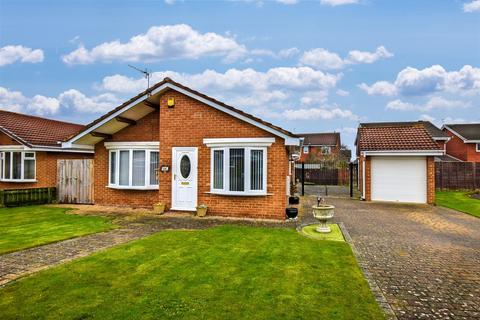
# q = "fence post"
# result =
<box><xmin>349</xmin><ymin>162</ymin><xmax>354</xmax><ymax>197</ymax></box>
<box><xmin>301</xmin><ymin>162</ymin><xmax>305</xmax><ymax>196</ymax></box>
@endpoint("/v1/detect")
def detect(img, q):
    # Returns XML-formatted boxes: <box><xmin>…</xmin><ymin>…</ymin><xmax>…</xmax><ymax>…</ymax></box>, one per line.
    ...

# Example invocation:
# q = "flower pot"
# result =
<box><xmin>312</xmin><ymin>205</ymin><xmax>335</xmax><ymax>233</ymax></box>
<box><xmin>285</xmin><ymin>207</ymin><xmax>298</xmax><ymax>219</ymax></box>
<box><xmin>288</xmin><ymin>196</ymin><xmax>300</xmax><ymax>205</ymax></box>
<box><xmin>196</xmin><ymin>206</ymin><xmax>208</xmax><ymax>217</ymax></box>
<box><xmin>153</xmin><ymin>203</ymin><xmax>166</xmax><ymax>214</ymax></box>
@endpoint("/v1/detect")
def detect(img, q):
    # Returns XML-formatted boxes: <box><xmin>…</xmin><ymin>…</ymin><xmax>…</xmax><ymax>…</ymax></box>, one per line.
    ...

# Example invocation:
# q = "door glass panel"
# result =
<box><xmin>180</xmin><ymin>155</ymin><xmax>191</xmax><ymax>179</ymax></box>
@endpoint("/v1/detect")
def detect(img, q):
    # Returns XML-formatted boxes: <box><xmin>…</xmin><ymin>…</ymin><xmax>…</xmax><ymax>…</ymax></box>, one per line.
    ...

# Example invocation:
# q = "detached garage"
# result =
<box><xmin>356</xmin><ymin>123</ymin><xmax>444</xmax><ymax>204</ymax></box>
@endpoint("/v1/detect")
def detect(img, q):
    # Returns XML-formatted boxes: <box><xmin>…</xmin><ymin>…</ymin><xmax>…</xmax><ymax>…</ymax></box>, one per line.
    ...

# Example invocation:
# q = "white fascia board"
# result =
<box><xmin>104</xmin><ymin>141</ymin><xmax>160</xmax><ymax>150</ymax></box>
<box><xmin>203</xmin><ymin>137</ymin><xmax>275</xmax><ymax>147</ymax></box>
<box><xmin>464</xmin><ymin>140</ymin><xmax>480</xmax><ymax>143</ymax></box>
<box><xmin>433</xmin><ymin>137</ymin><xmax>450</xmax><ymax>141</ymax></box>
<box><xmin>0</xmin><ymin>145</ymin><xmax>94</xmax><ymax>153</ymax></box>
<box><xmin>362</xmin><ymin>150</ymin><xmax>444</xmax><ymax>156</ymax></box>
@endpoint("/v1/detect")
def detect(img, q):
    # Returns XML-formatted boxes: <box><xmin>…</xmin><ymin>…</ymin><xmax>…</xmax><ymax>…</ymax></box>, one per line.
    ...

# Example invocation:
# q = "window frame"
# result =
<box><xmin>108</xmin><ymin>148</ymin><xmax>159</xmax><ymax>190</ymax></box>
<box><xmin>321</xmin><ymin>146</ymin><xmax>332</xmax><ymax>155</ymax></box>
<box><xmin>476</xmin><ymin>143</ymin><xmax>480</xmax><ymax>152</ymax></box>
<box><xmin>303</xmin><ymin>146</ymin><xmax>309</xmax><ymax>154</ymax></box>
<box><xmin>210</xmin><ymin>146</ymin><xmax>267</xmax><ymax>196</ymax></box>
<box><xmin>0</xmin><ymin>151</ymin><xmax>36</xmax><ymax>182</ymax></box>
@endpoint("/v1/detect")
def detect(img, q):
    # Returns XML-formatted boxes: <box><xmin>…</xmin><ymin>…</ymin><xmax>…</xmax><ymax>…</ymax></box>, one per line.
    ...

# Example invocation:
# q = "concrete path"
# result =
<box><xmin>302</xmin><ymin>197</ymin><xmax>480</xmax><ymax>320</ymax></box>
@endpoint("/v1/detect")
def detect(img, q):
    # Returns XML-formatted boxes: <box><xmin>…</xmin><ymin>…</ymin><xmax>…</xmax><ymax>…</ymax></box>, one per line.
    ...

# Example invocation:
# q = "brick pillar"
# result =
<box><xmin>365</xmin><ymin>156</ymin><xmax>372</xmax><ymax>201</ymax></box>
<box><xmin>426</xmin><ymin>156</ymin><xmax>435</xmax><ymax>204</ymax></box>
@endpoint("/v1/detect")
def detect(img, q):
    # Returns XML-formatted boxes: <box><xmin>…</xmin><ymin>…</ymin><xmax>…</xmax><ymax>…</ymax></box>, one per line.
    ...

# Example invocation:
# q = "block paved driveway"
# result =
<box><xmin>302</xmin><ymin>197</ymin><xmax>480</xmax><ymax>319</ymax></box>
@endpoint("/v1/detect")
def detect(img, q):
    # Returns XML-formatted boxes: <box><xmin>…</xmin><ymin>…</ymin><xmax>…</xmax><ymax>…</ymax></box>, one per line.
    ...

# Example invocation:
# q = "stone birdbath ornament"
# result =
<box><xmin>312</xmin><ymin>197</ymin><xmax>335</xmax><ymax>233</ymax></box>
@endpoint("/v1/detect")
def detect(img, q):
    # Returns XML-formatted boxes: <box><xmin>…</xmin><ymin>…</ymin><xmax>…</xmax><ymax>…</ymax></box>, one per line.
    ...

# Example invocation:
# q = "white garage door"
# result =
<box><xmin>371</xmin><ymin>156</ymin><xmax>427</xmax><ymax>203</ymax></box>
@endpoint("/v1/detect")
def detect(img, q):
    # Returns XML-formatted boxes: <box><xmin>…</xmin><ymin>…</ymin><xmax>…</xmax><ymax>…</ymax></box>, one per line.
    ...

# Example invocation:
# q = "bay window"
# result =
<box><xmin>0</xmin><ymin>151</ymin><xmax>36</xmax><ymax>182</ymax></box>
<box><xmin>211</xmin><ymin>147</ymin><xmax>267</xmax><ymax>195</ymax></box>
<box><xmin>106</xmin><ymin>142</ymin><xmax>159</xmax><ymax>190</ymax></box>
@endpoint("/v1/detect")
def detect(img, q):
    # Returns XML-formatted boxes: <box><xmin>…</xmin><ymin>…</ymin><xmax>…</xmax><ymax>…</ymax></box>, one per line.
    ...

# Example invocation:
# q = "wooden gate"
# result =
<box><xmin>57</xmin><ymin>159</ymin><xmax>94</xmax><ymax>204</ymax></box>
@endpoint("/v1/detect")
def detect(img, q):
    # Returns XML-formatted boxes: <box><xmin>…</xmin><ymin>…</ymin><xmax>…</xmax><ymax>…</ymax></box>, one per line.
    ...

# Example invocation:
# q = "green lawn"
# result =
<box><xmin>0</xmin><ymin>225</ymin><xmax>385</xmax><ymax>320</ymax></box>
<box><xmin>0</xmin><ymin>206</ymin><xmax>116</xmax><ymax>254</ymax></box>
<box><xmin>436</xmin><ymin>191</ymin><xmax>480</xmax><ymax>218</ymax></box>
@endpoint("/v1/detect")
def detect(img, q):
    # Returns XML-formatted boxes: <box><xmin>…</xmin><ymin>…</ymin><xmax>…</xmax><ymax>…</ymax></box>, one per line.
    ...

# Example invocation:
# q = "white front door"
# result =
<box><xmin>172</xmin><ymin>147</ymin><xmax>198</xmax><ymax>211</ymax></box>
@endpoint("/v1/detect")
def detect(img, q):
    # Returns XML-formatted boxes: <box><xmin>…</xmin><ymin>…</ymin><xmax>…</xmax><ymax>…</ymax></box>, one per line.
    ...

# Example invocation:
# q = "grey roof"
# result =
<box><xmin>360</xmin><ymin>121</ymin><xmax>449</xmax><ymax>139</ymax></box>
<box><xmin>444</xmin><ymin>123</ymin><xmax>480</xmax><ymax>141</ymax></box>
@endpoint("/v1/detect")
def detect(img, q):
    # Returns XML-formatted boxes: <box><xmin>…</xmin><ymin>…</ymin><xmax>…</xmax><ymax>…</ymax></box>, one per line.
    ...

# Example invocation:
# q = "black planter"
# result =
<box><xmin>289</xmin><ymin>196</ymin><xmax>300</xmax><ymax>205</ymax></box>
<box><xmin>285</xmin><ymin>207</ymin><xmax>298</xmax><ymax>219</ymax></box>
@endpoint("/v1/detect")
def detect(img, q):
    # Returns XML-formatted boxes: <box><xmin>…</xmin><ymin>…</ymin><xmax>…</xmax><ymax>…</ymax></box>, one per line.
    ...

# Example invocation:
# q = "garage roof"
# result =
<box><xmin>357</xmin><ymin>124</ymin><xmax>443</xmax><ymax>151</ymax></box>
<box><xmin>360</xmin><ymin>121</ymin><xmax>449</xmax><ymax>140</ymax></box>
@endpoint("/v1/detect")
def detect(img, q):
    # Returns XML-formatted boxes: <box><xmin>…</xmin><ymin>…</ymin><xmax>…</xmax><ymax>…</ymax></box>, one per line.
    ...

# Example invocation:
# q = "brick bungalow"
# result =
<box><xmin>356</xmin><ymin>122</ymin><xmax>444</xmax><ymax>204</ymax></box>
<box><xmin>442</xmin><ymin>124</ymin><xmax>480</xmax><ymax>162</ymax></box>
<box><xmin>63</xmin><ymin>78</ymin><xmax>300</xmax><ymax>220</ymax></box>
<box><xmin>0</xmin><ymin>110</ymin><xmax>93</xmax><ymax>189</ymax></box>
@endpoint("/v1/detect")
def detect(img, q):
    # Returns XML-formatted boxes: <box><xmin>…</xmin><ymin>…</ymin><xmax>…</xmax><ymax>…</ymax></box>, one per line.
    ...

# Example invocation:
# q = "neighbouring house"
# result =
<box><xmin>442</xmin><ymin>123</ymin><xmax>480</xmax><ymax>162</ymax></box>
<box><xmin>356</xmin><ymin>122</ymin><xmax>444</xmax><ymax>204</ymax></box>
<box><xmin>62</xmin><ymin>78</ymin><xmax>300</xmax><ymax>220</ymax></box>
<box><xmin>298</xmin><ymin>132</ymin><xmax>346</xmax><ymax>162</ymax></box>
<box><xmin>0</xmin><ymin>110</ymin><xmax>93</xmax><ymax>189</ymax></box>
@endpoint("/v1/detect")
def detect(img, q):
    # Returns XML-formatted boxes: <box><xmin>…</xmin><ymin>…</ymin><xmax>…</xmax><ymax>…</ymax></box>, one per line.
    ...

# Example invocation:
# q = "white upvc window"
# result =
<box><xmin>0</xmin><ymin>151</ymin><xmax>36</xmax><ymax>182</ymax></box>
<box><xmin>106</xmin><ymin>142</ymin><xmax>159</xmax><ymax>190</ymax></box>
<box><xmin>303</xmin><ymin>146</ymin><xmax>309</xmax><ymax>154</ymax></box>
<box><xmin>321</xmin><ymin>146</ymin><xmax>331</xmax><ymax>155</ymax></box>
<box><xmin>476</xmin><ymin>143</ymin><xmax>480</xmax><ymax>152</ymax></box>
<box><xmin>210</xmin><ymin>147</ymin><xmax>267</xmax><ymax>195</ymax></box>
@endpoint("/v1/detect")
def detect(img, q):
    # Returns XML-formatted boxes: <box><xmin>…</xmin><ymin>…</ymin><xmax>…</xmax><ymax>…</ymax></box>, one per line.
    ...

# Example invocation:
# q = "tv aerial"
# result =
<box><xmin>128</xmin><ymin>64</ymin><xmax>151</xmax><ymax>91</ymax></box>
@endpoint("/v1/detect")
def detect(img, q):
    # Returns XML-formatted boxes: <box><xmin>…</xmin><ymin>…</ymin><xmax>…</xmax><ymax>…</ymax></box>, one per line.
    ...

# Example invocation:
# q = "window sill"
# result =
<box><xmin>206</xmin><ymin>191</ymin><xmax>271</xmax><ymax>196</ymax></box>
<box><xmin>0</xmin><ymin>179</ymin><xmax>37</xmax><ymax>183</ymax></box>
<box><xmin>107</xmin><ymin>185</ymin><xmax>159</xmax><ymax>191</ymax></box>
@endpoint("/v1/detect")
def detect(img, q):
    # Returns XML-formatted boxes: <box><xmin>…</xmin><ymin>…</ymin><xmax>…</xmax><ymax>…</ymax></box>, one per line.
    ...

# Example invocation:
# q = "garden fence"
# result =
<box><xmin>0</xmin><ymin>187</ymin><xmax>57</xmax><ymax>207</ymax></box>
<box><xmin>435</xmin><ymin>162</ymin><xmax>480</xmax><ymax>190</ymax></box>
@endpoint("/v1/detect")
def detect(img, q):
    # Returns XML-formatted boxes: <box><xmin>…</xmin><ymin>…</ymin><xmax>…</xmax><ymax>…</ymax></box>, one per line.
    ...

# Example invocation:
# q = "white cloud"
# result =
<box><xmin>278</xmin><ymin>47</ymin><xmax>300</xmax><ymax>58</ymax></box>
<box><xmin>282</xmin><ymin>107</ymin><xmax>358</xmax><ymax>120</ymax></box>
<box><xmin>58</xmin><ymin>90</ymin><xmax>119</xmax><ymax>113</ymax></box>
<box><xmin>299</xmin><ymin>48</ymin><xmax>345</xmax><ymax>70</ymax></box>
<box><xmin>0</xmin><ymin>87</ymin><xmax>59</xmax><ymax>115</ymax></box>
<box><xmin>336</xmin><ymin>89</ymin><xmax>350</xmax><ymax>96</ymax></box>
<box><xmin>419</xmin><ymin>114</ymin><xmax>436</xmax><ymax>122</ymax></box>
<box><xmin>300</xmin><ymin>46</ymin><xmax>393</xmax><ymax>70</ymax></box>
<box><xmin>28</xmin><ymin>95</ymin><xmax>60</xmax><ymax>115</ymax></box>
<box><xmin>0</xmin><ymin>45</ymin><xmax>44</xmax><ymax>67</ymax></box>
<box><xmin>0</xmin><ymin>86</ymin><xmax>119</xmax><ymax>116</ymax></box>
<box><xmin>463</xmin><ymin>1</ymin><xmax>480</xmax><ymax>12</ymax></box>
<box><xmin>358</xmin><ymin>81</ymin><xmax>397</xmax><ymax>96</ymax></box>
<box><xmin>346</xmin><ymin>46</ymin><xmax>393</xmax><ymax>64</ymax></box>
<box><xmin>320</xmin><ymin>0</ymin><xmax>359</xmax><ymax>6</ymax></box>
<box><xmin>360</xmin><ymin>65</ymin><xmax>480</xmax><ymax>96</ymax></box>
<box><xmin>386</xmin><ymin>96</ymin><xmax>469</xmax><ymax>111</ymax></box>
<box><xmin>62</xmin><ymin>24</ymin><xmax>248</xmax><ymax>64</ymax></box>
<box><xmin>101</xmin><ymin>67</ymin><xmax>340</xmax><ymax>96</ymax></box>
<box><xmin>276</xmin><ymin>0</ymin><xmax>298</xmax><ymax>4</ymax></box>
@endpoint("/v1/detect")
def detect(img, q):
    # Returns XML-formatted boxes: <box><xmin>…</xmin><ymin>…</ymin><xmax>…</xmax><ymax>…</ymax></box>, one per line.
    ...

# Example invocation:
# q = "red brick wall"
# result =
<box><xmin>299</xmin><ymin>145</ymin><xmax>340</xmax><ymax>162</ymax></box>
<box><xmin>158</xmin><ymin>90</ymin><xmax>289</xmax><ymax>220</ymax></box>
<box><xmin>93</xmin><ymin>110</ymin><xmax>160</xmax><ymax>207</ymax></box>
<box><xmin>444</xmin><ymin>129</ymin><xmax>480</xmax><ymax>162</ymax></box>
<box><xmin>426</xmin><ymin>156</ymin><xmax>435</xmax><ymax>204</ymax></box>
<box><xmin>0</xmin><ymin>151</ymin><xmax>92</xmax><ymax>190</ymax></box>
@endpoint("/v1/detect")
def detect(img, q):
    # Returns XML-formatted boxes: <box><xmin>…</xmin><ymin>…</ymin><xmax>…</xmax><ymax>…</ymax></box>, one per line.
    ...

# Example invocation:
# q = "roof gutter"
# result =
<box><xmin>361</xmin><ymin>150</ymin><xmax>444</xmax><ymax>156</ymax></box>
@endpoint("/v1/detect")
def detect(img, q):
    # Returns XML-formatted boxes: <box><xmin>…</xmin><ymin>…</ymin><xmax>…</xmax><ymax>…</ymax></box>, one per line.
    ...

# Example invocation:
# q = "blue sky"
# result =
<box><xmin>0</xmin><ymin>0</ymin><xmax>479</xmax><ymax>151</ymax></box>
